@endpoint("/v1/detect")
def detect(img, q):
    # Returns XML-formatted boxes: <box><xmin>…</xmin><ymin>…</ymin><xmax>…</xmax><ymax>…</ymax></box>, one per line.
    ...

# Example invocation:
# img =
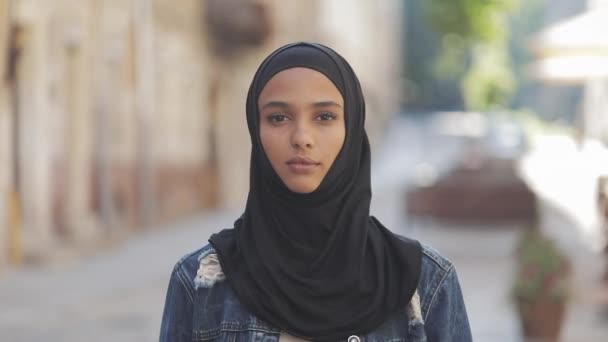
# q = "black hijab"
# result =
<box><xmin>209</xmin><ymin>42</ymin><xmax>422</xmax><ymax>341</ymax></box>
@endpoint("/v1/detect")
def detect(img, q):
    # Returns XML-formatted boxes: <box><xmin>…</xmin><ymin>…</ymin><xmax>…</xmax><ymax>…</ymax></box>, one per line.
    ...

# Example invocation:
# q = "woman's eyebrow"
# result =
<box><xmin>312</xmin><ymin>101</ymin><xmax>342</xmax><ymax>108</ymax></box>
<box><xmin>261</xmin><ymin>100</ymin><xmax>342</xmax><ymax>110</ymax></box>
<box><xmin>261</xmin><ymin>101</ymin><xmax>290</xmax><ymax>110</ymax></box>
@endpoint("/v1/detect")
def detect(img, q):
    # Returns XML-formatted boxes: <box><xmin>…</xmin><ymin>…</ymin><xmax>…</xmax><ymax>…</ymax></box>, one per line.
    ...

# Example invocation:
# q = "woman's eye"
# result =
<box><xmin>267</xmin><ymin>114</ymin><xmax>289</xmax><ymax>123</ymax></box>
<box><xmin>316</xmin><ymin>112</ymin><xmax>337</xmax><ymax>121</ymax></box>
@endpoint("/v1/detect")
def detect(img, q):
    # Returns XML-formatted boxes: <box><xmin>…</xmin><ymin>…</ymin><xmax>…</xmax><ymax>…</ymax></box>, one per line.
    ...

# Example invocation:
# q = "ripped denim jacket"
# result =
<box><xmin>159</xmin><ymin>235</ymin><xmax>472</xmax><ymax>342</ymax></box>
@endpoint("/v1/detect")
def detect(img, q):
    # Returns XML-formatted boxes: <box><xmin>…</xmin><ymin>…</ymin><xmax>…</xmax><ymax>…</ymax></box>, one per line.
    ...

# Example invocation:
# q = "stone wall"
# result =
<box><xmin>0</xmin><ymin>0</ymin><xmax>10</xmax><ymax>272</ymax></box>
<box><xmin>0</xmin><ymin>0</ymin><xmax>405</xmax><ymax>265</ymax></box>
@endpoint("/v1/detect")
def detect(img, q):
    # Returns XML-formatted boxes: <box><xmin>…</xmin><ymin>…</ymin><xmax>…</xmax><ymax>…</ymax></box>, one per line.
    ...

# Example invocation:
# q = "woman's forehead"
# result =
<box><xmin>258</xmin><ymin>67</ymin><xmax>344</xmax><ymax>104</ymax></box>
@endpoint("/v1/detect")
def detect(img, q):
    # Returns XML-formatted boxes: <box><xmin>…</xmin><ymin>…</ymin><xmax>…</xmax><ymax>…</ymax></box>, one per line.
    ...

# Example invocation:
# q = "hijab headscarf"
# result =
<box><xmin>209</xmin><ymin>42</ymin><xmax>422</xmax><ymax>341</ymax></box>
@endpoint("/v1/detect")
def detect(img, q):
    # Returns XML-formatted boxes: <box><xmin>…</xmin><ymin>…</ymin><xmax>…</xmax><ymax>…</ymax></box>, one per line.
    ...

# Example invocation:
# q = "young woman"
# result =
<box><xmin>160</xmin><ymin>42</ymin><xmax>472</xmax><ymax>342</ymax></box>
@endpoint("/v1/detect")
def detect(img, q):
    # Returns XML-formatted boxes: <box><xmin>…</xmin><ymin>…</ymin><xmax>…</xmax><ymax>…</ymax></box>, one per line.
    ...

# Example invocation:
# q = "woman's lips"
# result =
<box><xmin>286</xmin><ymin>157</ymin><xmax>320</xmax><ymax>174</ymax></box>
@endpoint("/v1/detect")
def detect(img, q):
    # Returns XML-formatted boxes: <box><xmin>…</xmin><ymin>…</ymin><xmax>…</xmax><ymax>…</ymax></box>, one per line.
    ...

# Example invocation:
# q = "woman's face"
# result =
<box><xmin>258</xmin><ymin>67</ymin><xmax>345</xmax><ymax>193</ymax></box>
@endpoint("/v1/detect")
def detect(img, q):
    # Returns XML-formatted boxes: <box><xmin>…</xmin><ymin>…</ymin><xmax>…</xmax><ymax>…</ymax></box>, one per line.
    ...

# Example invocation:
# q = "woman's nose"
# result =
<box><xmin>290</xmin><ymin>122</ymin><xmax>314</xmax><ymax>149</ymax></box>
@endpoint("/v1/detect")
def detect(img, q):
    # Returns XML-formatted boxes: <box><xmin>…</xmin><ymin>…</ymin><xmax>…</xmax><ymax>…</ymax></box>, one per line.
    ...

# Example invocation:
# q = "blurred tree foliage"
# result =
<box><xmin>424</xmin><ymin>0</ymin><xmax>519</xmax><ymax>44</ymax></box>
<box><xmin>507</xmin><ymin>0</ymin><xmax>549</xmax><ymax>112</ymax></box>
<box><xmin>404</xmin><ymin>0</ymin><xmax>546</xmax><ymax>112</ymax></box>
<box><xmin>424</xmin><ymin>0</ymin><xmax>519</xmax><ymax>111</ymax></box>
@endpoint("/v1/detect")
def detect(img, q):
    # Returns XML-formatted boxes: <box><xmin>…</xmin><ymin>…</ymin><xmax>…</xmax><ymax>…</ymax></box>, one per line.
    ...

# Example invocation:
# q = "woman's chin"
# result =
<box><xmin>284</xmin><ymin>181</ymin><xmax>320</xmax><ymax>194</ymax></box>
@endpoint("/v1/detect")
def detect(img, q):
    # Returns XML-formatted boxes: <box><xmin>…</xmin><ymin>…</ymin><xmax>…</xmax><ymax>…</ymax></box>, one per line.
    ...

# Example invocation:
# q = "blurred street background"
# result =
<box><xmin>1</xmin><ymin>0</ymin><xmax>608</xmax><ymax>341</ymax></box>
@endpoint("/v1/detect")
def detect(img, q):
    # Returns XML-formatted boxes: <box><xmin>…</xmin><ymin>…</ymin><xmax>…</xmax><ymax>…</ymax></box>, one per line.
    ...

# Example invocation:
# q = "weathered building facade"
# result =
<box><xmin>0</xmin><ymin>0</ymin><xmax>11</xmax><ymax>271</ymax></box>
<box><xmin>0</xmin><ymin>0</ymin><xmax>404</xmax><ymax>271</ymax></box>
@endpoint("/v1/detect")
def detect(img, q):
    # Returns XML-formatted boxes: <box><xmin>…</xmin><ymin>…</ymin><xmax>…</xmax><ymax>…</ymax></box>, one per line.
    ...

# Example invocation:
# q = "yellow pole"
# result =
<box><xmin>7</xmin><ymin>189</ymin><xmax>22</xmax><ymax>265</ymax></box>
<box><xmin>6</xmin><ymin>12</ymin><xmax>24</xmax><ymax>265</ymax></box>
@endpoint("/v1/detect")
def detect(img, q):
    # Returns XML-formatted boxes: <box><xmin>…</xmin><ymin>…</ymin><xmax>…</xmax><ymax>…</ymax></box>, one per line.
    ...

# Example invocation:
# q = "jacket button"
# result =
<box><xmin>347</xmin><ymin>335</ymin><xmax>360</xmax><ymax>342</ymax></box>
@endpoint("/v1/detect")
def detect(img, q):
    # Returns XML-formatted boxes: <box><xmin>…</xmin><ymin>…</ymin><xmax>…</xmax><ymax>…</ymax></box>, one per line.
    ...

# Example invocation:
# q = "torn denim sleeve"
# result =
<box><xmin>195</xmin><ymin>251</ymin><xmax>226</xmax><ymax>289</ymax></box>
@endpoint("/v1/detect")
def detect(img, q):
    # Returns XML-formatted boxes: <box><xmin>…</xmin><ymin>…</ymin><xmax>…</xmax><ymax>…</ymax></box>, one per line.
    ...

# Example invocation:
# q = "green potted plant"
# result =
<box><xmin>512</xmin><ymin>229</ymin><xmax>572</xmax><ymax>342</ymax></box>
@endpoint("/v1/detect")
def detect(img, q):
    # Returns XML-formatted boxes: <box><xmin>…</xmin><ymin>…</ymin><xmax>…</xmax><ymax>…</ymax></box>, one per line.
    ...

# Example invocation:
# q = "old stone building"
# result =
<box><xmin>0</xmin><ymin>0</ymin><xmax>404</xmax><ymax>270</ymax></box>
<box><xmin>0</xmin><ymin>0</ymin><xmax>11</xmax><ymax>272</ymax></box>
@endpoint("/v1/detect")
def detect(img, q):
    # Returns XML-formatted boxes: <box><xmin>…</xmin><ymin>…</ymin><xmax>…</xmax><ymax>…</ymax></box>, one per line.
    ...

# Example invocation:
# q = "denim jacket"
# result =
<box><xmin>160</xmin><ymin>236</ymin><xmax>472</xmax><ymax>342</ymax></box>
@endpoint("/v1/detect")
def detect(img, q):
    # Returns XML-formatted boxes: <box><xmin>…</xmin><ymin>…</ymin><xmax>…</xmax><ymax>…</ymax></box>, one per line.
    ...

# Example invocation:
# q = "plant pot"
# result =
<box><xmin>516</xmin><ymin>298</ymin><xmax>566</xmax><ymax>342</ymax></box>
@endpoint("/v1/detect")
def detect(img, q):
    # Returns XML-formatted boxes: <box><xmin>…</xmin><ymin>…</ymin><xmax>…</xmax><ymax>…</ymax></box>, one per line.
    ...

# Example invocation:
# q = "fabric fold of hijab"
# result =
<box><xmin>209</xmin><ymin>42</ymin><xmax>422</xmax><ymax>341</ymax></box>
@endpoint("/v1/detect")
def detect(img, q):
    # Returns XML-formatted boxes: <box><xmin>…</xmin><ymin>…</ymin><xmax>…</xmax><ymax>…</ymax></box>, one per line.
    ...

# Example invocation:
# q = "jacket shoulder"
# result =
<box><xmin>174</xmin><ymin>243</ymin><xmax>214</xmax><ymax>273</ymax></box>
<box><xmin>171</xmin><ymin>243</ymin><xmax>216</xmax><ymax>298</ymax></box>
<box><xmin>393</xmin><ymin>235</ymin><xmax>455</xmax><ymax>312</ymax></box>
<box><xmin>420</xmin><ymin>243</ymin><xmax>453</xmax><ymax>273</ymax></box>
<box><xmin>418</xmin><ymin>244</ymin><xmax>456</xmax><ymax>320</ymax></box>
